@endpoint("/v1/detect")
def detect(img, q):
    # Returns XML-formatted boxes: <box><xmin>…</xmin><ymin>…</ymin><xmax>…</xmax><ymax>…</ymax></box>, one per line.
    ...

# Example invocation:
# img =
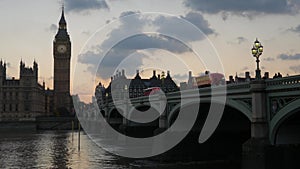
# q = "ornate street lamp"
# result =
<box><xmin>251</xmin><ymin>38</ymin><xmax>263</xmax><ymax>79</ymax></box>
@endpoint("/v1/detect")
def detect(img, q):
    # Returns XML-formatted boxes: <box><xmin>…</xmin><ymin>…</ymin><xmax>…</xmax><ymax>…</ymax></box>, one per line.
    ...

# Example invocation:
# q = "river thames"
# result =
<box><xmin>0</xmin><ymin>131</ymin><xmax>231</xmax><ymax>169</ymax></box>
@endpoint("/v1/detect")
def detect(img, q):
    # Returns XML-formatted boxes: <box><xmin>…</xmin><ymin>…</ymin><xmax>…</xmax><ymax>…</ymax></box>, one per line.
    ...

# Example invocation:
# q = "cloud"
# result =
<box><xmin>221</xmin><ymin>12</ymin><xmax>230</xmax><ymax>20</ymax></box>
<box><xmin>277</xmin><ymin>53</ymin><xmax>300</xmax><ymax>60</ymax></box>
<box><xmin>79</xmin><ymin>34</ymin><xmax>191</xmax><ymax>79</ymax></box>
<box><xmin>78</xmin><ymin>11</ymin><xmax>147</xmax><ymax>79</ymax></box>
<box><xmin>155</xmin><ymin>12</ymin><xmax>215</xmax><ymax>41</ymax></box>
<box><xmin>107</xmin><ymin>34</ymin><xmax>191</xmax><ymax>53</ymax></box>
<box><xmin>78</xmin><ymin>11</ymin><xmax>212</xmax><ymax>79</ymax></box>
<box><xmin>81</xmin><ymin>50</ymin><xmax>147</xmax><ymax>79</ymax></box>
<box><xmin>46</xmin><ymin>24</ymin><xmax>57</xmax><ymax>33</ymax></box>
<box><xmin>65</xmin><ymin>0</ymin><xmax>109</xmax><ymax>13</ymax></box>
<box><xmin>290</xmin><ymin>65</ymin><xmax>300</xmax><ymax>73</ymax></box>
<box><xmin>263</xmin><ymin>57</ymin><xmax>275</xmax><ymax>61</ymax></box>
<box><xmin>148</xmin><ymin>12</ymin><xmax>215</xmax><ymax>43</ymax></box>
<box><xmin>181</xmin><ymin>12</ymin><xmax>215</xmax><ymax>35</ymax></box>
<box><xmin>237</xmin><ymin>36</ymin><xmax>247</xmax><ymax>44</ymax></box>
<box><xmin>228</xmin><ymin>36</ymin><xmax>247</xmax><ymax>44</ymax></box>
<box><xmin>119</xmin><ymin>11</ymin><xmax>140</xmax><ymax>18</ymax></box>
<box><xmin>184</xmin><ymin>0</ymin><xmax>300</xmax><ymax>17</ymax></box>
<box><xmin>288</xmin><ymin>24</ymin><xmax>300</xmax><ymax>35</ymax></box>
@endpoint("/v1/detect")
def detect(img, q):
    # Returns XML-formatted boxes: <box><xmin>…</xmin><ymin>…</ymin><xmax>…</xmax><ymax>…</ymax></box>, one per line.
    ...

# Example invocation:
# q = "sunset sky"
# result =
<box><xmin>1</xmin><ymin>0</ymin><xmax>300</xmax><ymax>102</ymax></box>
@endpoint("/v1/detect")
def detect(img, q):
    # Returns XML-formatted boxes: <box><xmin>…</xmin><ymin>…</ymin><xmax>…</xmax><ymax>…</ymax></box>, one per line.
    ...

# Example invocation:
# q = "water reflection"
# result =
<box><xmin>0</xmin><ymin>131</ymin><xmax>233</xmax><ymax>169</ymax></box>
<box><xmin>0</xmin><ymin>131</ymin><xmax>127</xmax><ymax>169</ymax></box>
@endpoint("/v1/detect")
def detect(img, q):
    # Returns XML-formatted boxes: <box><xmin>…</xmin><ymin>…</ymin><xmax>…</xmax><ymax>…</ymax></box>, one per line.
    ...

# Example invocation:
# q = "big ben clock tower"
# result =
<box><xmin>53</xmin><ymin>7</ymin><xmax>72</xmax><ymax>115</ymax></box>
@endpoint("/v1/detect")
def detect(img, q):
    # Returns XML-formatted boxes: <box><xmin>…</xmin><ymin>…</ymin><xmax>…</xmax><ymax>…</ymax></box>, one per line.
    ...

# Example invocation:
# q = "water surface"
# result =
<box><xmin>0</xmin><ymin>131</ymin><xmax>229</xmax><ymax>169</ymax></box>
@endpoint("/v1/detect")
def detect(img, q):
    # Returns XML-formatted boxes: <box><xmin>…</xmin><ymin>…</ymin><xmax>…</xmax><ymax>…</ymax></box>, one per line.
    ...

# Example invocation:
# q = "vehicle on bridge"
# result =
<box><xmin>144</xmin><ymin>87</ymin><xmax>162</xmax><ymax>96</ymax></box>
<box><xmin>193</xmin><ymin>72</ymin><xmax>225</xmax><ymax>88</ymax></box>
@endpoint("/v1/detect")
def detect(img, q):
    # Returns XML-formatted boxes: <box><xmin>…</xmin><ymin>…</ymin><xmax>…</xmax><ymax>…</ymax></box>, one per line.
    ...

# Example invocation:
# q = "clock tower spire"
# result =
<box><xmin>53</xmin><ymin>6</ymin><xmax>72</xmax><ymax>115</ymax></box>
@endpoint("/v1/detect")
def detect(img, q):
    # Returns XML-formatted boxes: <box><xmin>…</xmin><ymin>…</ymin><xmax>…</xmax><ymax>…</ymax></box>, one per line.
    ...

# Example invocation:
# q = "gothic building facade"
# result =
<box><xmin>95</xmin><ymin>70</ymin><xmax>179</xmax><ymax>109</ymax></box>
<box><xmin>0</xmin><ymin>61</ymin><xmax>48</xmax><ymax>119</ymax></box>
<box><xmin>0</xmin><ymin>8</ymin><xmax>72</xmax><ymax>120</ymax></box>
<box><xmin>53</xmin><ymin>8</ymin><xmax>72</xmax><ymax>114</ymax></box>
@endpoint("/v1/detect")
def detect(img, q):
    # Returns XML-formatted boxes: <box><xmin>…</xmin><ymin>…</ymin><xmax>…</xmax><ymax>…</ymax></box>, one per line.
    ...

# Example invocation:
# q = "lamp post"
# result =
<box><xmin>251</xmin><ymin>38</ymin><xmax>263</xmax><ymax>79</ymax></box>
<box><xmin>124</xmin><ymin>84</ymin><xmax>128</xmax><ymax>99</ymax></box>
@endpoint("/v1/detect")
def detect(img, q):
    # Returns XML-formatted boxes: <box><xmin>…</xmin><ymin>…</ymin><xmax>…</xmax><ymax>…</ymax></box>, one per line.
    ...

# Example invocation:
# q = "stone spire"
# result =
<box><xmin>55</xmin><ymin>4</ymin><xmax>70</xmax><ymax>40</ymax></box>
<box><xmin>59</xmin><ymin>3</ymin><xmax>66</xmax><ymax>30</ymax></box>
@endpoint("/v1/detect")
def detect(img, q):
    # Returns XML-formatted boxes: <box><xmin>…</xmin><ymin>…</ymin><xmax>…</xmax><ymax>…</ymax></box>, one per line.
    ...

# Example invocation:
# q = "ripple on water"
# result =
<box><xmin>0</xmin><ymin>131</ymin><xmax>229</xmax><ymax>169</ymax></box>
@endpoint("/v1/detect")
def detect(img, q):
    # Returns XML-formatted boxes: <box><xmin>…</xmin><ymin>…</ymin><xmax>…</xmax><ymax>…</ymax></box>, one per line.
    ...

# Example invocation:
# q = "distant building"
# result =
<box><xmin>234</xmin><ymin>72</ymin><xmax>253</xmax><ymax>83</ymax></box>
<box><xmin>95</xmin><ymin>82</ymin><xmax>106</xmax><ymax>110</ymax></box>
<box><xmin>0</xmin><ymin>61</ymin><xmax>48</xmax><ymax>119</ymax></box>
<box><xmin>227</xmin><ymin>71</ymin><xmax>271</xmax><ymax>84</ymax></box>
<box><xmin>95</xmin><ymin>70</ymin><xmax>179</xmax><ymax>108</ymax></box>
<box><xmin>53</xmin><ymin>7</ymin><xmax>72</xmax><ymax>115</ymax></box>
<box><xmin>0</xmin><ymin>7</ymin><xmax>73</xmax><ymax>120</ymax></box>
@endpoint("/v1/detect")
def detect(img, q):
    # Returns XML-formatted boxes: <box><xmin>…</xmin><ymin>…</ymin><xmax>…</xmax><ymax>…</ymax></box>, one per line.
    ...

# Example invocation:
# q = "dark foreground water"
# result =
<box><xmin>0</xmin><ymin>131</ymin><xmax>228</xmax><ymax>169</ymax></box>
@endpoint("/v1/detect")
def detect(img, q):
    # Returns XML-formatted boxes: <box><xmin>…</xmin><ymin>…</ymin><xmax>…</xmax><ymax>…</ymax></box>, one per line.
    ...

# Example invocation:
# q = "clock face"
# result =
<box><xmin>57</xmin><ymin>45</ymin><xmax>67</xmax><ymax>54</ymax></box>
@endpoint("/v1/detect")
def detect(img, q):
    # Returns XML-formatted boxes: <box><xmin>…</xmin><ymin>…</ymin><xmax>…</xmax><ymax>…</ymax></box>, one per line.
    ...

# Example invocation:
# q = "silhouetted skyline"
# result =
<box><xmin>1</xmin><ymin>0</ymin><xmax>300</xmax><ymax>102</ymax></box>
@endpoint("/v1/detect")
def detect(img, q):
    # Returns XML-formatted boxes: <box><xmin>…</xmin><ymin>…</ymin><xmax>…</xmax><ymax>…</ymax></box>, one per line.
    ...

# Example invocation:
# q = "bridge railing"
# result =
<box><xmin>226</xmin><ymin>82</ymin><xmax>251</xmax><ymax>95</ymax></box>
<box><xmin>227</xmin><ymin>82</ymin><xmax>251</xmax><ymax>90</ymax></box>
<box><xmin>266</xmin><ymin>75</ymin><xmax>300</xmax><ymax>90</ymax></box>
<box><xmin>104</xmin><ymin>83</ymin><xmax>253</xmax><ymax>106</ymax></box>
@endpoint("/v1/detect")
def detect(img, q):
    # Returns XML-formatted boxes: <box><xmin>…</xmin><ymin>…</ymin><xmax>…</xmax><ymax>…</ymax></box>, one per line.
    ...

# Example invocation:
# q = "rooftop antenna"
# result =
<box><xmin>59</xmin><ymin>0</ymin><xmax>65</xmax><ymax>15</ymax></box>
<box><xmin>61</xmin><ymin>0</ymin><xmax>64</xmax><ymax>12</ymax></box>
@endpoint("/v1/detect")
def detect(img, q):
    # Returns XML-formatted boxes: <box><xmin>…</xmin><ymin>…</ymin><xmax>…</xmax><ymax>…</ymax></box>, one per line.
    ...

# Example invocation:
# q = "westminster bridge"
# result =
<box><xmin>77</xmin><ymin>75</ymin><xmax>300</xmax><ymax>169</ymax></box>
<box><xmin>96</xmin><ymin>75</ymin><xmax>300</xmax><ymax>144</ymax></box>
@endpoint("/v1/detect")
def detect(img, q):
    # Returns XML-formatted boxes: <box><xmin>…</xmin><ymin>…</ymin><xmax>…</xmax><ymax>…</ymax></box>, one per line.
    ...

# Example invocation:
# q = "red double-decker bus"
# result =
<box><xmin>144</xmin><ymin>87</ymin><xmax>161</xmax><ymax>96</ymax></box>
<box><xmin>193</xmin><ymin>73</ymin><xmax>225</xmax><ymax>87</ymax></box>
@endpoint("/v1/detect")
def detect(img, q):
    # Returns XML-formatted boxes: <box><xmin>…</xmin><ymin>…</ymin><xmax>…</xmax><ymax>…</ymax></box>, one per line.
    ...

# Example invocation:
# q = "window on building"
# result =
<box><xmin>25</xmin><ymin>104</ymin><xmax>30</xmax><ymax>111</ymax></box>
<box><xmin>25</xmin><ymin>92</ymin><xmax>29</xmax><ymax>100</ymax></box>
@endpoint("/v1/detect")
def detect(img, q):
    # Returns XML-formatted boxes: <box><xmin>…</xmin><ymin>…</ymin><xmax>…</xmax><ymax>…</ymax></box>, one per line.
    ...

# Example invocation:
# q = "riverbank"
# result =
<box><xmin>0</xmin><ymin>116</ymin><xmax>79</xmax><ymax>132</ymax></box>
<box><xmin>0</xmin><ymin>121</ymin><xmax>36</xmax><ymax>132</ymax></box>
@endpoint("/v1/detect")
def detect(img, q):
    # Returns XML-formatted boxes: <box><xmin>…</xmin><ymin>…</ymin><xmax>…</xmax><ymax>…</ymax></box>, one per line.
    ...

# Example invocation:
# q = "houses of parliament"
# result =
<box><xmin>0</xmin><ymin>8</ymin><xmax>72</xmax><ymax>120</ymax></box>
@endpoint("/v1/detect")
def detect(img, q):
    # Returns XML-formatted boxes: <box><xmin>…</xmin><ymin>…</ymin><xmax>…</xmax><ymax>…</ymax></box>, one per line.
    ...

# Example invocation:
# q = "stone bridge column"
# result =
<box><xmin>242</xmin><ymin>80</ymin><xmax>270</xmax><ymax>169</ymax></box>
<box><xmin>154</xmin><ymin>95</ymin><xmax>169</xmax><ymax>135</ymax></box>
<box><xmin>104</xmin><ymin>105</ymin><xmax>109</xmax><ymax>118</ymax></box>
<box><xmin>159</xmin><ymin>102</ymin><xmax>168</xmax><ymax>129</ymax></box>
<box><xmin>122</xmin><ymin>100</ymin><xmax>129</xmax><ymax>126</ymax></box>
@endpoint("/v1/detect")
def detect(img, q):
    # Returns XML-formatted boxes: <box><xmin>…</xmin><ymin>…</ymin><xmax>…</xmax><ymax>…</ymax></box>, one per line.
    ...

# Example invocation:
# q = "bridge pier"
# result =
<box><xmin>158</xmin><ymin>103</ymin><xmax>168</xmax><ymax>129</ymax></box>
<box><xmin>242</xmin><ymin>80</ymin><xmax>270</xmax><ymax>169</ymax></box>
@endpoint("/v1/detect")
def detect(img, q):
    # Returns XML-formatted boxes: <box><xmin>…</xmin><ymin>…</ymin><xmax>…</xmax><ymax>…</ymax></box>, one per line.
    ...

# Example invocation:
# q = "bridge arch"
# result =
<box><xmin>127</xmin><ymin>104</ymin><xmax>161</xmax><ymax>124</ymax></box>
<box><xmin>270</xmin><ymin>98</ymin><xmax>300</xmax><ymax>145</ymax></box>
<box><xmin>108</xmin><ymin>107</ymin><xmax>125</xmax><ymax>121</ymax></box>
<box><xmin>225</xmin><ymin>99</ymin><xmax>252</xmax><ymax>121</ymax></box>
<box><xmin>168</xmin><ymin>98</ymin><xmax>252</xmax><ymax>126</ymax></box>
<box><xmin>168</xmin><ymin>101</ymin><xmax>201</xmax><ymax>127</ymax></box>
<box><xmin>167</xmin><ymin>98</ymin><xmax>251</xmax><ymax>161</ymax></box>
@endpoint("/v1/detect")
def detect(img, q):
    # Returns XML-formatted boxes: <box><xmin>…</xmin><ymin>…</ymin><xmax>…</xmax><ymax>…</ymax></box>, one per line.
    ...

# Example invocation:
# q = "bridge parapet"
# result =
<box><xmin>266</xmin><ymin>75</ymin><xmax>300</xmax><ymax>90</ymax></box>
<box><xmin>227</xmin><ymin>82</ymin><xmax>251</xmax><ymax>89</ymax></box>
<box><xmin>227</xmin><ymin>82</ymin><xmax>251</xmax><ymax>95</ymax></box>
